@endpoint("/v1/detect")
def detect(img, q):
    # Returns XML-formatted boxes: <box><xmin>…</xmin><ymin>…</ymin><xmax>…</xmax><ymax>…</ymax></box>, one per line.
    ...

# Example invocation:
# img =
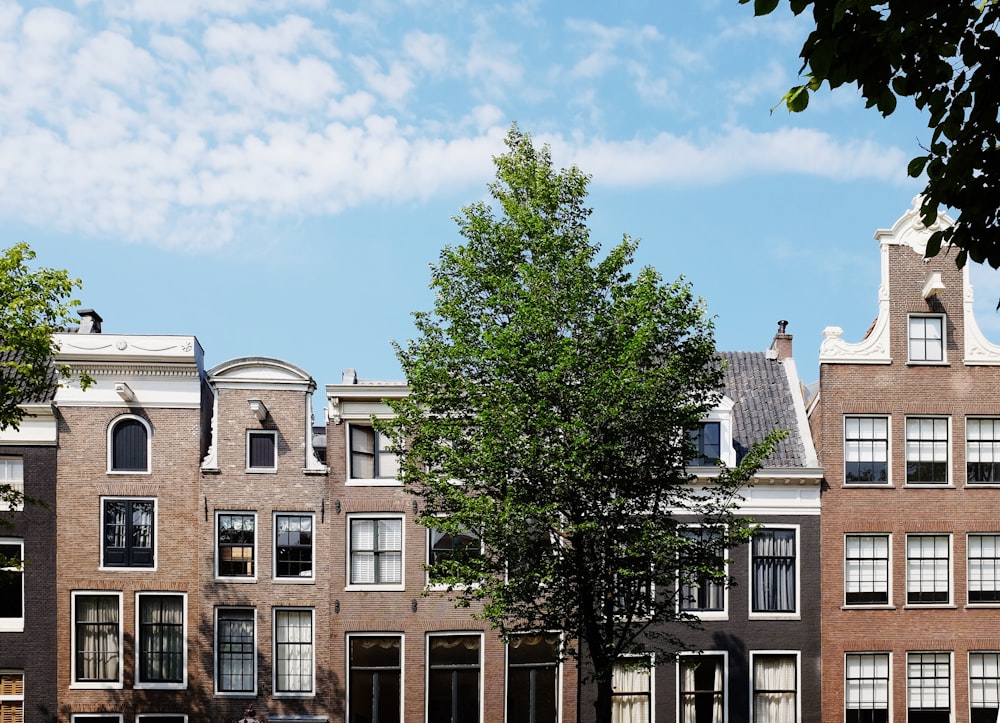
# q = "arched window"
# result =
<box><xmin>109</xmin><ymin>416</ymin><xmax>150</xmax><ymax>472</ymax></box>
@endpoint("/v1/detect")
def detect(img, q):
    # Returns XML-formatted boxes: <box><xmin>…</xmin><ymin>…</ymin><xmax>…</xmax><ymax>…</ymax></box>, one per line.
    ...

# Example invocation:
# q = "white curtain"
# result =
<box><xmin>753</xmin><ymin>531</ymin><xmax>795</xmax><ymax>612</ymax></box>
<box><xmin>612</xmin><ymin>662</ymin><xmax>650</xmax><ymax>723</ymax></box>
<box><xmin>76</xmin><ymin>596</ymin><xmax>119</xmax><ymax>681</ymax></box>
<box><xmin>351</xmin><ymin>519</ymin><xmax>401</xmax><ymax>584</ymax></box>
<box><xmin>753</xmin><ymin>657</ymin><xmax>795</xmax><ymax>723</ymax></box>
<box><xmin>276</xmin><ymin>610</ymin><xmax>313</xmax><ymax>692</ymax></box>
<box><xmin>139</xmin><ymin>595</ymin><xmax>183</xmax><ymax>682</ymax></box>
<box><xmin>680</xmin><ymin>658</ymin><xmax>722</xmax><ymax>723</ymax></box>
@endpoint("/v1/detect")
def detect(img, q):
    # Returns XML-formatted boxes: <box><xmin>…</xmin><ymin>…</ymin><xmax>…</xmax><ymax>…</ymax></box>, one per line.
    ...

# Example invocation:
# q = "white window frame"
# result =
<box><xmin>749</xmin><ymin>525</ymin><xmax>800</xmax><ymax>620</ymax></box>
<box><xmin>906</xmin><ymin>534</ymin><xmax>952</xmax><ymax>606</ymax></box>
<box><xmin>214</xmin><ymin>606</ymin><xmax>257</xmax><ymax>697</ymax></box>
<box><xmin>967</xmin><ymin>533</ymin><xmax>1000</xmax><ymax>605</ymax></box>
<box><xmin>689</xmin><ymin>398</ymin><xmax>736</xmax><ymax>469</ymax></box>
<box><xmin>844</xmin><ymin>415</ymin><xmax>891</xmax><ymax>485</ymax></box>
<box><xmin>0</xmin><ymin>538</ymin><xmax>24</xmax><ymax>632</ymax></box>
<box><xmin>678</xmin><ymin>526</ymin><xmax>728</xmax><ymax>621</ymax></box>
<box><xmin>71</xmin><ymin>716</ymin><xmax>124</xmax><ymax>723</ymax></box>
<box><xmin>346</xmin><ymin>422</ymin><xmax>401</xmax><ymax>486</ymax></box>
<box><xmin>135</xmin><ymin>716</ymin><xmax>189</xmax><ymax>723</ymax></box>
<box><xmin>0</xmin><ymin>457</ymin><xmax>24</xmax><ymax>511</ymax></box>
<box><xmin>246</xmin><ymin>429</ymin><xmax>278</xmax><ymax>473</ymax></box>
<box><xmin>845</xmin><ymin>652</ymin><xmax>891</xmax><ymax>723</ymax></box>
<box><xmin>346</xmin><ymin>514</ymin><xmax>405</xmax><ymax>592</ymax></box>
<box><xmin>426</xmin><ymin>523</ymin><xmax>483</xmax><ymax>591</ymax></box>
<box><xmin>273</xmin><ymin>512</ymin><xmax>315</xmax><ymax>582</ymax></box>
<box><xmin>426</xmin><ymin>632</ymin><xmax>483</xmax><ymax>723</ymax></box>
<box><xmin>906</xmin><ymin>651</ymin><xmax>952</xmax><ymax>722</ymax></box>
<box><xmin>215</xmin><ymin>511</ymin><xmax>257</xmax><ymax>581</ymax></box>
<box><xmin>106</xmin><ymin>414</ymin><xmax>151</xmax><ymax>474</ymax></box>
<box><xmin>70</xmin><ymin>591</ymin><xmax>124</xmax><ymax>690</ymax></box>
<box><xmin>677</xmin><ymin>651</ymin><xmax>719</xmax><ymax>723</ymax></box>
<box><xmin>904</xmin><ymin>416</ymin><xmax>951</xmax><ymax>486</ymax></box>
<box><xmin>966</xmin><ymin>417</ymin><xmax>1000</xmax><ymax>485</ymax></box>
<box><xmin>99</xmin><ymin>496</ymin><xmax>157</xmax><ymax>571</ymax></box>
<box><xmin>347</xmin><ymin>633</ymin><xmax>404</xmax><ymax>723</ymax></box>
<box><xmin>844</xmin><ymin>533</ymin><xmax>892</xmax><ymax>607</ymax></box>
<box><xmin>505</xmin><ymin>632</ymin><xmax>562</xmax><ymax>723</ymax></box>
<box><xmin>749</xmin><ymin>650</ymin><xmax>800</xmax><ymax>723</ymax></box>
<box><xmin>908</xmin><ymin>314</ymin><xmax>946</xmax><ymax>363</ymax></box>
<box><xmin>273</xmin><ymin>607</ymin><xmax>315</xmax><ymax>697</ymax></box>
<box><xmin>969</xmin><ymin>651</ymin><xmax>1000</xmax><ymax>722</ymax></box>
<box><xmin>134</xmin><ymin>592</ymin><xmax>187</xmax><ymax>690</ymax></box>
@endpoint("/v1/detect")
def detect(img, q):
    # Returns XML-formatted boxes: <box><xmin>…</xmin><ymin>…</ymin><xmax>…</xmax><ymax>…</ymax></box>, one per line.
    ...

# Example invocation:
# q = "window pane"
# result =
<box><xmin>75</xmin><ymin>595</ymin><xmax>120</xmax><ymax>682</ymax></box>
<box><xmin>275</xmin><ymin>515</ymin><xmax>313</xmax><ymax>578</ymax></box>
<box><xmin>428</xmin><ymin>635</ymin><xmax>480</xmax><ymax>723</ymax></box>
<box><xmin>679</xmin><ymin>655</ymin><xmax>716</xmax><ymax>723</ymax></box>
<box><xmin>752</xmin><ymin>530</ymin><xmax>796</xmax><ymax>613</ymax></box>
<box><xmin>217</xmin><ymin>608</ymin><xmax>255</xmax><ymax>693</ymax></box>
<box><xmin>907</xmin><ymin>536</ymin><xmax>949</xmax><ymax>604</ymax></box>
<box><xmin>248</xmin><ymin>432</ymin><xmax>275</xmax><ymax>469</ymax></box>
<box><xmin>845</xmin><ymin>417</ymin><xmax>889</xmax><ymax>483</ymax></box>
<box><xmin>138</xmin><ymin>595</ymin><xmax>184</xmax><ymax>683</ymax></box>
<box><xmin>275</xmin><ymin>610</ymin><xmax>313</xmax><ymax>693</ymax></box>
<box><xmin>907</xmin><ymin>653</ymin><xmax>950</xmax><ymax>721</ymax></box>
<box><xmin>846</xmin><ymin>535</ymin><xmax>889</xmax><ymax>605</ymax></box>
<box><xmin>0</xmin><ymin>542</ymin><xmax>24</xmax><ymax>623</ymax></box>
<box><xmin>112</xmin><ymin>418</ymin><xmax>148</xmax><ymax>471</ymax></box>
<box><xmin>968</xmin><ymin>419</ymin><xmax>1000</xmax><ymax>483</ymax></box>
<box><xmin>906</xmin><ymin>418</ymin><xmax>948</xmax><ymax>484</ymax></box>
<box><xmin>846</xmin><ymin>654</ymin><xmax>889</xmax><ymax>723</ymax></box>
<box><xmin>350</xmin><ymin>636</ymin><xmax>401</xmax><ymax>723</ymax></box>
<box><xmin>753</xmin><ymin>655</ymin><xmax>796</xmax><ymax>723</ymax></box>
<box><xmin>218</xmin><ymin>513</ymin><xmax>255</xmax><ymax>577</ymax></box>
<box><xmin>507</xmin><ymin>634</ymin><xmax>559</xmax><ymax>723</ymax></box>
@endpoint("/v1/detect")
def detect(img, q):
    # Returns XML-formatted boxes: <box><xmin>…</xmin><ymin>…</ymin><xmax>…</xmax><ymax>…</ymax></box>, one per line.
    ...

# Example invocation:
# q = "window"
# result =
<box><xmin>0</xmin><ymin>540</ymin><xmax>23</xmax><ymax>632</ymax></box>
<box><xmin>845</xmin><ymin>534</ymin><xmax>890</xmax><ymax>606</ymax></box>
<box><xmin>0</xmin><ymin>671</ymin><xmax>23</xmax><ymax>723</ymax></box>
<box><xmin>679</xmin><ymin>528</ymin><xmax>726</xmax><ymax>616</ymax></box>
<box><xmin>907</xmin><ymin>535</ymin><xmax>950</xmax><ymax>605</ymax></box>
<box><xmin>349</xmin><ymin>517</ymin><xmax>402</xmax><ymax>587</ymax></box>
<box><xmin>970</xmin><ymin>652</ymin><xmax>1000</xmax><ymax>723</ymax></box>
<box><xmin>217</xmin><ymin>512</ymin><xmax>256</xmax><ymax>579</ymax></box>
<box><xmin>429</xmin><ymin>527</ymin><xmax>481</xmax><ymax>567</ymax></box>
<box><xmin>968</xmin><ymin>534</ymin><xmax>1000</xmax><ymax>603</ymax></box>
<box><xmin>274</xmin><ymin>609</ymin><xmax>313</xmax><ymax>695</ymax></box>
<box><xmin>109</xmin><ymin>416</ymin><xmax>149</xmax><ymax>472</ymax></box>
<box><xmin>907</xmin><ymin>652</ymin><xmax>950</xmax><ymax>723</ymax></box>
<box><xmin>906</xmin><ymin>418</ymin><xmax>949</xmax><ymax>484</ymax></box>
<box><xmin>846</xmin><ymin>653</ymin><xmax>889</xmax><ymax>723</ymax></box>
<box><xmin>0</xmin><ymin>457</ymin><xmax>23</xmax><ymax>511</ymax></box>
<box><xmin>909</xmin><ymin>315</ymin><xmax>944</xmax><ymax>362</ymax></box>
<box><xmin>102</xmin><ymin>498</ymin><xmax>154</xmax><ymax>568</ymax></box>
<box><xmin>136</xmin><ymin>593</ymin><xmax>185</xmax><ymax>687</ymax></box>
<box><xmin>216</xmin><ymin>607</ymin><xmax>256</xmax><ymax>695</ymax></box>
<box><xmin>845</xmin><ymin>417</ymin><xmax>889</xmax><ymax>484</ymax></box>
<box><xmin>274</xmin><ymin>514</ymin><xmax>313</xmax><ymax>579</ymax></box>
<box><xmin>967</xmin><ymin>419</ymin><xmax>1000</xmax><ymax>483</ymax></box>
<box><xmin>752</xmin><ymin>654</ymin><xmax>797</xmax><ymax>723</ymax></box>
<box><xmin>689</xmin><ymin>422</ymin><xmax>721</xmax><ymax>466</ymax></box>
<box><xmin>507</xmin><ymin>634</ymin><xmax>559</xmax><ymax>723</ymax></box>
<box><xmin>679</xmin><ymin>654</ymin><xmax>719</xmax><ymax>723</ymax></box>
<box><xmin>751</xmin><ymin>528</ymin><xmax>797</xmax><ymax>615</ymax></box>
<box><xmin>349</xmin><ymin>424</ymin><xmax>399</xmax><ymax>480</ymax></box>
<box><xmin>247</xmin><ymin>430</ymin><xmax>277</xmax><ymax>471</ymax></box>
<box><xmin>136</xmin><ymin>717</ymin><xmax>186</xmax><ymax>723</ymax></box>
<box><xmin>427</xmin><ymin>634</ymin><xmax>480</xmax><ymax>723</ymax></box>
<box><xmin>349</xmin><ymin>635</ymin><xmax>401</xmax><ymax>723</ymax></box>
<box><xmin>70</xmin><ymin>717</ymin><xmax>122</xmax><ymax>723</ymax></box>
<box><xmin>72</xmin><ymin>592</ymin><xmax>122</xmax><ymax>687</ymax></box>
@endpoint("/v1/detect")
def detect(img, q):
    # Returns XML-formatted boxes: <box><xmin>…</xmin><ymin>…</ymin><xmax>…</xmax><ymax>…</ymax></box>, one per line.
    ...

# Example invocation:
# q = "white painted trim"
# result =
<box><xmin>134</xmin><ymin>591</ymin><xmax>188</xmax><ymax>690</ymax></box>
<box><xmin>70</xmin><ymin>591</ymin><xmax>124</xmax><ymax>690</ymax></box>
<box><xmin>214</xmin><ymin>605</ymin><xmax>258</xmax><ymax>697</ymax></box>
<box><xmin>346</xmin><ymin>633</ymin><xmax>404</xmax><ymax>723</ymax></box>
<box><xmin>345</xmin><ymin>513</ymin><xmax>406</xmax><ymax>592</ymax></box>
<box><xmin>272</xmin><ymin>607</ymin><xmax>316</xmax><ymax>698</ymax></box>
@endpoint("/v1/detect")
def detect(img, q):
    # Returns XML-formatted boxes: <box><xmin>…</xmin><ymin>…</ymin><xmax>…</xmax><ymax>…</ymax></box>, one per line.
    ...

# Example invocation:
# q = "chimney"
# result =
<box><xmin>342</xmin><ymin>368</ymin><xmax>358</xmax><ymax>384</ymax></box>
<box><xmin>76</xmin><ymin>309</ymin><xmax>103</xmax><ymax>334</ymax></box>
<box><xmin>769</xmin><ymin>319</ymin><xmax>792</xmax><ymax>360</ymax></box>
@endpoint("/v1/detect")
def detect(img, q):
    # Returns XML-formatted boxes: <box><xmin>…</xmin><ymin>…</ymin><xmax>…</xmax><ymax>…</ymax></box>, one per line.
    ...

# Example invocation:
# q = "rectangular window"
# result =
<box><xmin>0</xmin><ymin>540</ymin><xmax>23</xmax><ymax>632</ymax></box>
<box><xmin>969</xmin><ymin>534</ymin><xmax>1000</xmax><ymax>603</ymax></box>
<box><xmin>102</xmin><ymin>498</ymin><xmax>154</xmax><ymax>568</ymax></box>
<box><xmin>845</xmin><ymin>417</ymin><xmax>889</xmax><ymax>484</ymax></box>
<box><xmin>216</xmin><ymin>608</ymin><xmax>256</xmax><ymax>695</ymax></box>
<box><xmin>429</xmin><ymin>527</ymin><xmax>481</xmax><ymax>567</ymax></box>
<box><xmin>0</xmin><ymin>671</ymin><xmax>23</xmax><ymax>723</ymax></box>
<box><xmin>846</xmin><ymin>653</ymin><xmax>889</xmax><ymax>723</ymax></box>
<box><xmin>274</xmin><ymin>609</ymin><xmax>313</xmax><ymax>695</ymax></box>
<box><xmin>71</xmin><ymin>717</ymin><xmax>122</xmax><ymax>723</ymax></box>
<box><xmin>73</xmin><ymin>592</ymin><xmax>122</xmax><ymax>687</ymax></box>
<box><xmin>907</xmin><ymin>535</ymin><xmax>950</xmax><ymax>605</ymax></box>
<box><xmin>247</xmin><ymin>430</ymin><xmax>277</xmax><ymax>471</ymax></box>
<box><xmin>679</xmin><ymin>528</ymin><xmax>726</xmax><ymax>614</ymax></box>
<box><xmin>136</xmin><ymin>593</ymin><xmax>185</xmax><ymax>687</ymax></box>
<box><xmin>136</xmin><ymin>717</ymin><xmax>186</xmax><ymax>723</ymax></box>
<box><xmin>678</xmin><ymin>654</ymin><xmax>719</xmax><ymax>723</ymax></box>
<box><xmin>689</xmin><ymin>422</ymin><xmax>721</xmax><ymax>466</ymax></box>
<box><xmin>845</xmin><ymin>534</ymin><xmax>890</xmax><ymax>605</ymax></box>
<box><xmin>507</xmin><ymin>633</ymin><xmax>559</xmax><ymax>723</ymax></box>
<box><xmin>274</xmin><ymin>513</ymin><xmax>313</xmax><ymax>579</ymax></box>
<box><xmin>752</xmin><ymin>654</ymin><xmax>797</xmax><ymax>723</ymax></box>
<box><xmin>967</xmin><ymin>418</ymin><xmax>1000</xmax><ymax>483</ymax></box>
<box><xmin>0</xmin><ymin>457</ymin><xmax>23</xmax><ymax>511</ymax></box>
<box><xmin>427</xmin><ymin>634</ymin><xmax>481</xmax><ymax>723</ymax></box>
<box><xmin>350</xmin><ymin>424</ymin><xmax>399</xmax><ymax>480</ymax></box>
<box><xmin>909</xmin><ymin>315</ymin><xmax>944</xmax><ymax>362</ymax></box>
<box><xmin>349</xmin><ymin>517</ymin><xmax>402</xmax><ymax>586</ymax></box>
<box><xmin>349</xmin><ymin>635</ymin><xmax>402</xmax><ymax>723</ymax></box>
<box><xmin>752</xmin><ymin>528</ymin><xmax>797</xmax><ymax>614</ymax></box>
<box><xmin>906</xmin><ymin>418</ymin><xmax>949</xmax><ymax>484</ymax></box>
<box><xmin>217</xmin><ymin>512</ymin><xmax>256</xmax><ymax>579</ymax></box>
<box><xmin>907</xmin><ymin>652</ymin><xmax>950</xmax><ymax>723</ymax></box>
<box><xmin>970</xmin><ymin>652</ymin><xmax>1000</xmax><ymax>723</ymax></box>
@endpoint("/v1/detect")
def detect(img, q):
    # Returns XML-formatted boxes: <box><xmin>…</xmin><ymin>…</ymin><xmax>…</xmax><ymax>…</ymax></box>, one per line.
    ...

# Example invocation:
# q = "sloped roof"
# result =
<box><xmin>720</xmin><ymin>351</ymin><xmax>809</xmax><ymax>469</ymax></box>
<box><xmin>0</xmin><ymin>349</ymin><xmax>57</xmax><ymax>403</ymax></box>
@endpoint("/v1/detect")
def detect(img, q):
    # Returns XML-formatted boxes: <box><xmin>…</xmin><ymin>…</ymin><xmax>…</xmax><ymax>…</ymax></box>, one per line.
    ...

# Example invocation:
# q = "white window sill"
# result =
<box><xmin>842</xmin><ymin>483</ymin><xmax>893</xmax><ymax>488</ymax></box>
<box><xmin>903</xmin><ymin>604</ymin><xmax>956</xmax><ymax>609</ymax></box>
<box><xmin>903</xmin><ymin>483</ymin><xmax>955</xmax><ymax>489</ymax></box>
<box><xmin>842</xmin><ymin>604</ymin><xmax>895</xmax><ymax>610</ymax></box>
<box><xmin>749</xmin><ymin>613</ymin><xmax>800</xmax><ymax>621</ymax></box>
<box><xmin>214</xmin><ymin>689</ymin><xmax>258</xmax><ymax>698</ymax></box>
<box><xmin>272</xmin><ymin>691</ymin><xmax>316</xmax><ymax>699</ymax></box>
<box><xmin>135</xmin><ymin>682</ymin><xmax>187</xmax><ymax>691</ymax></box>
<box><xmin>99</xmin><ymin>566</ymin><xmax>157</xmax><ymax>573</ymax></box>
<box><xmin>0</xmin><ymin>621</ymin><xmax>24</xmax><ymax>632</ymax></box>
<box><xmin>214</xmin><ymin>576</ymin><xmax>258</xmax><ymax>583</ymax></box>
<box><xmin>346</xmin><ymin>478</ymin><xmax>402</xmax><ymax>486</ymax></box>
<box><xmin>106</xmin><ymin>470</ymin><xmax>151</xmax><ymax>475</ymax></box>
<box><xmin>246</xmin><ymin>468</ymin><xmax>277</xmax><ymax>474</ymax></box>
<box><xmin>273</xmin><ymin>577</ymin><xmax>315</xmax><ymax>584</ymax></box>
<box><xmin>345</xmin><ymin>583</ymin><xmax>404</xmax><ymax>592</ymax></box>
<box><xmin>70</xmin><ymin>682</ymin><xmax>124</xmax><ymax>690</ymax></box>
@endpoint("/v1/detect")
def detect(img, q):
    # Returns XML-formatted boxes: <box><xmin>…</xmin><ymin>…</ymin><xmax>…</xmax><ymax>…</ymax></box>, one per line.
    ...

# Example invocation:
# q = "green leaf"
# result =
<box><xmin>785</xmin><ymin>85</ymin><xmax>810</xmax><ymax>112</ymax></box>
<box><xmin>907</xmin><ymin>156</ymin><xmax>929</xmax><ymax>178</ymax></box>
<box><xmin>754</xmin><ymin>0</ymin><xmax>780</xmax><ymax>15</ymax></box>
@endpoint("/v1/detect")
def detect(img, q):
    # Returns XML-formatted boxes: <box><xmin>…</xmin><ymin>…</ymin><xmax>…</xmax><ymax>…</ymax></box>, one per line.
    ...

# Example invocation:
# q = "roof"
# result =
<box><xmin>0</xmin><ymin>349</ymin><xmax>57</xmax><ymax>403</ymax></box>
<box><xmin>720</xmin><ymin>351</ymin><xmax>809</xmax><ymax>469</ymax></box>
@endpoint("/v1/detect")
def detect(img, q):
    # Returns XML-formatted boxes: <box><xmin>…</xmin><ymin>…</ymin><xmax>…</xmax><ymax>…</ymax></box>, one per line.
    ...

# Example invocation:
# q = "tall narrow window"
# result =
<box><xmin>274</xmin><ymin>514</ymin><xmax>313</xmax><ymax>579</ymax></box>
<box><xmin>968</xmin><ymin>534</ymin><xmax>1000</xmax><ymax>603</ymax></box>
<box><xmin>907</xmin><ymin>535</ymin><xmax>950</xmax><ymax>604</ymax></box>
<box><xmin>752</xmin><ymin>529</ymin><xmax>797</xmax><ymax>614</ymax></box>
<box><xmin>507</xmin><ymin>634</ymin><xmax>559</xmax><ymax>723</ymax></box>
<box><xmin>109</xmin><ymin>417</ymin><xmax>149</xmax><ymax>472</ymax></box>
<box><xmin>845</xmin><ymin>653</ymin><xmax>889</xmax><ymax>723</ymax></box>
<box><xmin>845</xmin><ymin>417</ymin><xmax>889</xmax><ymax>484</ymax></box>
<box><xmin>679</xmin><ymin>528</ymin><xmax>726</xmax><ymax>614</ymax></box>
<box><xmin>967</xmin><ymin>418</ymin><xmax>1000</xmax><ymax>483</ymax></box>
<box><xmin>0</xmin><ymin>672</ymin><xmax>23</xmax><ymax>723</ymax></box>
<box><xmin>907</xmin><ymin>653</ymin><xmax>950</xmax><ymax>723</ymax></box>
<box><xmin>217</xmin><ymin>513</ymin><xmax>255</xmax><ymax>578</ymax></box>
<box><xmin>0</xmin><ymin>457</ymin><xmax>23</xmax><ymax>511</ymax></box>
<box><xmin>73</xmin><ymin>593</ymin><xmax>121</xmax><ymax>686</ymax></box>
<box><xmin>0</xmin><ymin>540</ymin><xmax>23</xmax><ymax>632</ymax></box>
<box><xmin>349</xmin><ymin>517</ymin><xmax>402</xmax><ymax>586</ymax></box>
<box><xmin>137</xmin><ymin>593</ymin><xmax>185</xmax><ymax>686</ymax></box>
<box><xmin>216</xmin><ymin>608</ymin><xmax>255</xmax><ymax>695</ymax></box>
<box><xmin>906</xmin><ymin>418</ymin><xmax>949</xmax><ymax>484</ymax></box>
<box><xmin>102</xmin><ymin>499</ymin><xmax>154</xmax><ymax>568</ymax></box>
<box><xmin>349</xmin><ymin>635</ymin><xmax>401</xmax><ymax>723</ymax></box>
<box><xmin>427</xmin><ymin>634</ymin><xmax>480</xmax><ymax>723</ymax></box>
<box><xmin>752</xmin><ymin>654</ymin><xmax>797</xmax><ymax>723</ymax></box>
<box><xmin>247</xmin><ymin>430</ymin><xmax>277</xmax><ymax>471</ymax></box>
<box><xmin>350</xmin><ymin>425</ymin><xmax>399</xmax><ymax>480</ymax></box>
<box><xmin>274</xmin><ymin>609</ymin><xmax>313</xmax><ymax>695</ymax></box>
<box><xmin>970</xmin><ymin>652</ymin><xmax>1000</xmax><ymax>723</ymax></box>
<box><xmin>845</xmin><ymin>534</ymin><xmax>890</xmax><ymax>605</ymax></box>
<box><xmin>679</xmin><ymin>655</ymin><xmax>718</xmax><ymax>723</ymax></box>
<box><xmin>909</xmin><ymin>315</ymin><xmax>944</xmax><ymax>362</ymax></box>
<box><xmin>688</xmin><ymin>422</ymin><xmax>721</xmax><ymax>466</ymax></box>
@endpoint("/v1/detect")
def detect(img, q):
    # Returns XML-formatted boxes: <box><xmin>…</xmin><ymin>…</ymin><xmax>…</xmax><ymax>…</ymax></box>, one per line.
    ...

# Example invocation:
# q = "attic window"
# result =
<box><xmin>909</xmin><ymin>315</ymin><xmax>945</xmax><ymax>363</ymax></box>
<box><xmin>689</xmin><ymin>423</ymin><xmax>721</xmax><ymax>466</ymax></box>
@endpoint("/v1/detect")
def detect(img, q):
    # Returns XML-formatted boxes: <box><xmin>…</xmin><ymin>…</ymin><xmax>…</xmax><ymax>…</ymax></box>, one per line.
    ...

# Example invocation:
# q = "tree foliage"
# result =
<box><xmin>744</xmin><ymin>0</ymin><xmax>1000</xmax><ymax>268</ymax></box>
<box><xmin>383</xmin><ymin>126</ymin><xmax>787</xmax><ymax>723</ymax></box>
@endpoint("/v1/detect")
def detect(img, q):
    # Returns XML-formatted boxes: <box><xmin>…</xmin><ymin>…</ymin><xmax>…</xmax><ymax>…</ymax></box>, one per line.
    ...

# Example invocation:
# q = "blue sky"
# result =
<box><xmin>6</xmin><ymin>0</ymin><xmax>1000</xmax><ymax>402</ymax></box>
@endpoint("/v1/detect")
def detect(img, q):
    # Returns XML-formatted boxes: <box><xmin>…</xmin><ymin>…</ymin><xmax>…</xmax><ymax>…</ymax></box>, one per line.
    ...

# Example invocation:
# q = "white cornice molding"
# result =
<box><xmin>326</xmin><ymin>381</ymin><xmax>409</xmax><ymax>425</ymax></box>
<box><xmin>963</xmin><ymin>272</ymin><xmax>1000</xmax><ymax>364</ymax></box>
<box><xmin>55</xmin><ymin>333</ymin><xmax>203</xmax><ymax>364</ymax></box>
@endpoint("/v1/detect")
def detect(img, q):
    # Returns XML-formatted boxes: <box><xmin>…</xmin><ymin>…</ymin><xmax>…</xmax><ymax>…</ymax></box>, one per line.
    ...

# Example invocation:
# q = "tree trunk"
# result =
<box><xmin>593</xmin><ymin>675</ymin><xmax>614</xmax><ymax>723</ymax></box>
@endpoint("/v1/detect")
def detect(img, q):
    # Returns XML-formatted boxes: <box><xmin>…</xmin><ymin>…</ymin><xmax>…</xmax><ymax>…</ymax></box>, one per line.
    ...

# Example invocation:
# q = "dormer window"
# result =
<box><xmin>108</xmin><ymin>416</ymin><xmax>150</xmax><ymax>473</ymax></box>
<box><xmin>689</xmin><ymin>422</ymin><xmax>721</xmax><ymax>465</ymax></box>
<box><xmin>909</xmin><ymin>315</ymin><xmax>945</xmax><ymax>362</ymax></box>
<box><xmin>688</xmin><ymin>397</ymin><xmax>735</xmax><ymax>468</ymax></box>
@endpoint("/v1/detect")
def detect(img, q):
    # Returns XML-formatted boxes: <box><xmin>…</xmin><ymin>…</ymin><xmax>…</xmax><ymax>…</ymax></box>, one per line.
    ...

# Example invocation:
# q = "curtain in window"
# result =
<box><xmin>846</xmin><ymin>654</ymin><xmax>889</xmax><ymax>713</ymax></box>
<box><xmin>218</xmin><ymin>610</ymin><xmax>255</xmax><ymax>692</ymax></box>
<box><xmin>753</xmin><ymin>657</ymin><xmax>796</xmax><ymax>723</ymax></box>
<box><xmin>351</xmin><ymin>519</ymin><xmax>401</xmax><ymax>584</ymax></box>
<box><xmin>139</xmin><ymin>596</ymin><xmax>183</xmax><ymax>683</ymax></box>
<box><xmin>612</xmin><ymin>662</ymin><xmax>651</xmax><ymax>723</ymax></box>
<box><xmin>76</xmin><ymin>596</ymin><xmax>119</xmax><ymax>681</ymax></box>
<box><xmin>679</xmin><ymin>659</ymin><xmax>722</xmax><ymax>723</ymax></box>
<box><xmin>351</xmin><ymin>426</ymin><xmax>375</xmax><ymax>477</ymax></box>
<box><xmin>275</xmin><ymin>610</ymin><xmax>313</xmax><ymax>692</ymax></box>
<box><xmin>753</xmin><ymin>531</ymin><xmax>795</xmax><ymax>612</ymax></box>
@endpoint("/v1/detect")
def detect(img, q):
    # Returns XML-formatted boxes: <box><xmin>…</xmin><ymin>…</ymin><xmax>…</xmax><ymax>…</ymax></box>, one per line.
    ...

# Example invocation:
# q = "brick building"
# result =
<box><xmin>812</xmin><ymin>199</ymin><xmax>1000</xmax><ymax>723</ymax></box>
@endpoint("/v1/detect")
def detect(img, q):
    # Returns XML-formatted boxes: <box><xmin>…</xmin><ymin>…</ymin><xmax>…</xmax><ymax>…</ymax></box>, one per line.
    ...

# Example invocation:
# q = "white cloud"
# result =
<box><xmin>351</xmin><ymin>56</ymin><xmax>414</xmax><ymax>106</ymax></box>
<box><xmin>403</xmin><ymin>30</ymin><xmax>448</xmax><ymax>73</ymax></box>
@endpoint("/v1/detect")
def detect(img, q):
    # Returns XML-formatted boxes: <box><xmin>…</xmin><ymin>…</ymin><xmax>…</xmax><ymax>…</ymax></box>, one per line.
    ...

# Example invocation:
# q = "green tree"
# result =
<box><xmin>744</xmin><ymin>0</ymin><xmax>1000</xmax><ymax>267</ymax></box>
<box><xmin>383</xmin><ymin>126</ymin><xmax>786</xmax><ymax>723</ymax></box>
